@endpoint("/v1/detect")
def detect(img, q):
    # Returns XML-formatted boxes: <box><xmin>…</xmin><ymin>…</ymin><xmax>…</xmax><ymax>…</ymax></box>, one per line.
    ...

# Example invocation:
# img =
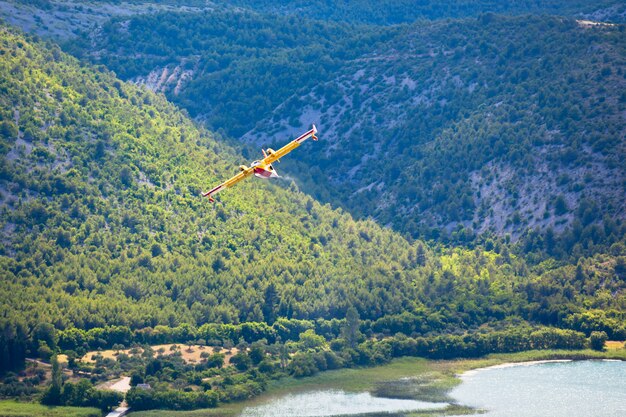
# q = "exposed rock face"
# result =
<box><xmin>241</xmin><ymin>18</ymin><xmax>626</xmax><ymax>239</ymax></box>
<box><xmin>133</xmin><ymin>61</ymin><xmax>196</xmax><ymax>96</ymax></box>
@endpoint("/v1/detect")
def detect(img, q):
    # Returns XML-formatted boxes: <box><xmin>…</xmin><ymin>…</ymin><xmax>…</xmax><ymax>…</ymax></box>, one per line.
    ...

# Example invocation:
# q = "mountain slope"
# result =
<box><xmin>242</xmin><ymin>15</ymin><xmax>626</xmax><ymax>240</ymax></box>
<box><xmin>0</xmin><ymin>24</ymin><xmax>422</xmax><ymax>329</ymax></box>
<box><xmin>0</xmin><ymin>0</ymin><xmax>211</xmax><ymax>40</ymax></box>
<box><xmin>64</xmin><ymin>12</ymin><xmax>626</xmax><ymax>242</ymax></box>
<box><xmin>214</xmin><ymin>0</ymin><xmax>626</xmax><ymax>25</ymax></box>
<box><xmin>0</xmin><ymin>28</ymin><xmax>626</xmax><ymax>402</ymax></box>
<box><xmin>5</xmin><ymin>0</ymin><xmax>622</xmax><ymax>42</ymax></box>
<box><xmin>2</xmin><ymin>24</ymin><xmax>624</xmax><ymax>342</ymax></box>
<box><xmin>0</xmin><ymin>24</ymin><xmax>531</xmax><ymax>337</ymax></box>
<box><xmin>64</xmin><ymin>9</ymin><xmax>396</xmax><ymax>137</ymax></box>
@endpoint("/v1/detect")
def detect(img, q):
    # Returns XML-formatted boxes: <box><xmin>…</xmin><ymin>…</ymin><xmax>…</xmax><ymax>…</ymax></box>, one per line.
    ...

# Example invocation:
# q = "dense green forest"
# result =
<box><xmin>213</xmin><ymin>0</ymin><xmax>626</xmax><ymax>25</ymax></box>
<box><xmin>0</xmin><ymin>25</ymin><xmax>428</xmax><ymax>332</ymax></box>
<box><xmin>0</xmin><ymin>0</ymin><xmax>625</xmax><ymax>413</ymax></box>
<box><xmin>67</xmin><ymin>11</ymin><xmax>625</xmax><ymax>244</ymax></box>
<box><xmin>0</xmin><ymin>21</ymin><xmax>625</xmax><ymax>385</ymax></box>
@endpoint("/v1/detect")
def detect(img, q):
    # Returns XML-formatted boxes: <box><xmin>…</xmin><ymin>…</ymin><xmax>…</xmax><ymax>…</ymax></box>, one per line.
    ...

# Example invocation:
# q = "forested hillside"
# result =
<box><xmin>2</xmin><ymin>20</ymin><xmax>626</xmax><ymax>349</ymax></box>
<box><xmin>0</xmin><ymin>0</ymin><xmax>209</xmax><ymax>40</ymax></box>
<box><xmin>65</xmin><ymin>9</ymin><xmax>395</xmax><ymax>136</ymax></box>
<box><xmin>0</xmin><ymin>25</ymin><xmax>426</xmax><ymax>331</ymax></box>
<box><xmin>1</xmin><ymin>16</ymin><xmax>626</xmax><ymax>411</ymax></box>
<box><xmin>67</xmin><ymin>11</ymin><xmax>626</xmax><ymax>243</ymax></box>
<box><xmin>214</xmin><ymin>0</ymin><xmax>626</xmax><ymax>25</ymax></box>
<box><xmin>5</xmin><ymin>0</ymin><xmax>622</xmax><ymax>40</ymax></box>
<box><xmin>0</xmin><ymin>22</ymin><xmax>624</xmax><ymax>344</ymax></box>
<box><xmin>245</xmin><ymin>16</ymin><xmax>626</xmax><ymax>240</ymax></box>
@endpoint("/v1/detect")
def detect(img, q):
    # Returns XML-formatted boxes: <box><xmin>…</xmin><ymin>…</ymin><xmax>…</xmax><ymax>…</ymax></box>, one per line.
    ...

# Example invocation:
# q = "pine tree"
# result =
<box><xmin>342</xmin><ymin>306</ymin><xmax>363</xmax><ymax>348</ymax></box>
<box><xmin>262</xmin><ymin>283</ymin><xmax>278</xmax><ymax>324</ymax></box>
<box><xmin>42</xmin><ymin>355</ymin><xmax>63</xmax><ymax>405</ymax></box>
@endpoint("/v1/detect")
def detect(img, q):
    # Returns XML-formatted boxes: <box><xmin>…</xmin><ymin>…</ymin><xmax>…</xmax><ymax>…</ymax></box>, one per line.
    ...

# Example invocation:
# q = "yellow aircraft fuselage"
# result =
<box><xmin>203</xmin><ymin>125</ymin><xmax>318</xmax><ymax>202</ymax></box>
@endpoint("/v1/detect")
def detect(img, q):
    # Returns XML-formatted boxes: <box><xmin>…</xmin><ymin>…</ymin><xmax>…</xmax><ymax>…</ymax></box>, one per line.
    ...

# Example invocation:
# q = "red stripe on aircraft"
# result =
<box><xmin>254</xmin><ymin>167</ymin><xmax>273</xmax><ymax>178</ymax></box>
<box><xmin>295</xmin><ymin>128</ymin><xmax>315</xmax><ymax>143</ymax></box>
<box><xmin>204</xmin><ymin>184</ymin><xmax>223</xmax><ymax>197</ymax></box>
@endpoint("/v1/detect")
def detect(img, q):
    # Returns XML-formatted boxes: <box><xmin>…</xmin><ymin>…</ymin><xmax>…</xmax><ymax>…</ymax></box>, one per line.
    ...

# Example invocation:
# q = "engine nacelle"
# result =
<box><xmin>266</xmin><ymin>148</ymin><xmax>277</xmax><ymax>157</ymax></box>
<box><xmin>239</xmin><ymin>165</ymin><xmax>249</xmax><ymax>172</ymax></box>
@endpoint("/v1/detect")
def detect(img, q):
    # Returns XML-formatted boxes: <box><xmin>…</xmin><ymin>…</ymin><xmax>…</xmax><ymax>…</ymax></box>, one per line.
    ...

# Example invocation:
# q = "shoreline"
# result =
<box><xmin>456</xmin><ymin>353</ymin><xmax>626</xmax><ymax>379</ymax></box>
<box><xmin>459</xmin><ymin>359</ymin><xmax>573</xmax><ymax>377</ymax></box>
<box><xmin>238</xmin><ymin>358</ymin><xmax>626</xmax><ymax>417</ymax></box>
<box><xmin>125</xmin><ymin>350</ymin><xmax>626</xmax><ymax>416</ymax></box>
<box><xmin>446</xmin><ymin>357</ymin><xmax>626</xmax><ymax>417</ymax></box>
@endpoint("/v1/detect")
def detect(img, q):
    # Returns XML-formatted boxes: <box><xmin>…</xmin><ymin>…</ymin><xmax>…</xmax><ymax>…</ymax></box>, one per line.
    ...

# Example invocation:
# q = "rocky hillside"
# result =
<box><xmin>64</xmin><ymin>9</ymin><xmax>392</xmax><ymax>136</ymax></box>
<box><xmin>244</xmin><ymin>15</ymin><xmax>626</xmax><ymax>240</ymax></box>
<box><xmin>60</xmin><ymin>10</ymin><xmax>626</xmax><ymax>242</ymax></box>
<box><xmin>2</xmin><ymin>24</ymin><xmax>624</xmax><ymax>340</ymax></box>
<box><xmin>215</xmin><ymin>0</ymin><xmax>626</xmax><ymax>25</ymax></box>
<box><xmin>0</xmin><ymin>0</ymin><xmax>214</xmax><ymax>40</ymax></box>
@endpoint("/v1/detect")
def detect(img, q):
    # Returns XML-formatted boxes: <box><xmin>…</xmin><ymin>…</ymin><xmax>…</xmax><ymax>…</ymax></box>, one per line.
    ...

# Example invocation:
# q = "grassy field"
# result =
<box><xmin>0</xmin><ymin>400</ymin><xmax>101</xmax><ymax>417</ymax></box>
<box><xmin>130</xmin><ymin>348</ymin><xmax>626</xmax><ymax>417</ymax></box>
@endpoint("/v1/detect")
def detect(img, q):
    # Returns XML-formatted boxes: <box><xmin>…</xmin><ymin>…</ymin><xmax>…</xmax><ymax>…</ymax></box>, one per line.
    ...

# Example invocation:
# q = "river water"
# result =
<box><xmin>450</xmin><ymin>360</ymin><xmax>626</xmax><ymax>417</ymax></box>
<box><xmin>239</xmin><ymin>360</ymin><xmax>626</xmax><ymax>417</ymax></box>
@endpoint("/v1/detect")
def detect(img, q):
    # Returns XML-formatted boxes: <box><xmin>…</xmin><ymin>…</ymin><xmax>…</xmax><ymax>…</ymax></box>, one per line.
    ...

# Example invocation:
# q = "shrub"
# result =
<box><xmin>589</xmin><ymin>331</ymin><xmax>608</xmax><ymax>351</ymax></box>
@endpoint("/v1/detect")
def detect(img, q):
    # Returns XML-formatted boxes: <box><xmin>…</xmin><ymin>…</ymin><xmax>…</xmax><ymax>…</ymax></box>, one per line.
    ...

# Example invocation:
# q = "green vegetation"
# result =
<box><xmin>65</xmin><ymin>9</ymin><xmax>397</xmax><ymax>136</ymax></box>
<box><xmin>38</xmin><ymin>355</ymin><xmax>122</xmax><ymax>411</ymax></box>
<box><xmin>67</xmin><ymin>11</ymin><xmax>626</xmax><ymax>246</ymax></box>
<box><xmin>245</xmin><ymin>15</ymin><xmax>626</xmax><ymax>244</ymax></box>
<box><xmin>0</xmin><ymin>400</ymin><xmax>101</xmax><ymax>417</ymax></box>
<box><xmin>4</xmin><ymin>21</ymin><xmax>621</xmax><ymax>349</ymax></box>
<box><xmin>590</xmin><ymin>331</ymin><xmax>609</xmax><ymax>350</ymax></box>
<box><xmin>0</xmin><ymin>0</ymin><xmax>200</xmax><ymax>42</ymax></box>
<box><xmin>0</xmin><ymin>3</ymin><xmax>625</xmax><ymax>414</ymax></box>
<box><xmin>0</xmin><ymin>24</ymin><xmax>429</xmax><ymax>333</ymax></box>
<box><xmin>128</xmin><ymin>348</ymin><xmax>626</xmax><ymax>416</ymax></box>
<box><xmin>131</xmin><ymin>405</ymin><xmax>240</xmax><ymax>417</ymax></box>
<box><xmin>213</xmin><ymin>0</ymin><xmax>626</xmax><ymax>25</ymax></box>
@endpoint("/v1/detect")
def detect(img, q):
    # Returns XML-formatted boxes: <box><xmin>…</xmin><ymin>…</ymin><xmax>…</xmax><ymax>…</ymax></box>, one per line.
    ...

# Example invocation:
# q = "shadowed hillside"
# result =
<box><xmin>214</xmin><ymin>0</ymin><xmax>626</xmax><ymax>25</ymax></box>
<box><xmin>243</xmin><ymin>16</ymin><xmax>626</xmax><ymax>240</ymax></box>
<box><xmin>64</xmin><ymin>11</ymin><xmax>626</xmax><ymax>243</ymax></box>
<box><xmin>1</xmin><ymin>22</ymin><xmax>625</xmax><ymax>350</ymax></box>
<box><xmin>0</xmin><ymin>15</ymin><xmax>625</xmax><ymax>411</ymax></box>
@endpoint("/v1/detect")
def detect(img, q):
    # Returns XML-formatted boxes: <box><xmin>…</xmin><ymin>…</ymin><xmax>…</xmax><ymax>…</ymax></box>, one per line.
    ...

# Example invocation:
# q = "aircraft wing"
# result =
<box><xmin>203</xmin><ymin>166</ymin><xmax>254</xmax><ymax>202</ymax></box>
<box><xmin>261</xmin><ymin>125</ymin><xmax>318</xmax><ymax>165</ymax></box>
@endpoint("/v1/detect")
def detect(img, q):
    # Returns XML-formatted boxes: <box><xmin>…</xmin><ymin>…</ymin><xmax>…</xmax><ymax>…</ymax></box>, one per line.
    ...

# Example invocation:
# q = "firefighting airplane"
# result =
<box><xmin>203</xmin><ymin>125</ymin><xmax>318</xmax><ymax>202</ymax></box>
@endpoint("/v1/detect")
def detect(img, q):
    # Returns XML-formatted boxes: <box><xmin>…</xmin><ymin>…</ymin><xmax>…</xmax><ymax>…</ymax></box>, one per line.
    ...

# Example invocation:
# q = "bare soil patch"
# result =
<box><xmin>81</xmin><ymin>344</ymin><xmax>239</xmax><ymax>366</ymax></box>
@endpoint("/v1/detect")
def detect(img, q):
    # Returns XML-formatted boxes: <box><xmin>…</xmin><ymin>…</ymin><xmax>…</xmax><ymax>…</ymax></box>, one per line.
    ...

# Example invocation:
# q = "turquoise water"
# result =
<box><xmin>450</xmin><ymin>360</ymin><xmax>626</xmax><ymax>417</ymax></box>
<box><xmin>239</xmin><ymin>360</ymin><xmax>626</xmax><ymax>417</ymax></box>
<box><xmin>239</xmin><ymin>390</ymin><xmax>448</xmax><ymax>417</ymax></box>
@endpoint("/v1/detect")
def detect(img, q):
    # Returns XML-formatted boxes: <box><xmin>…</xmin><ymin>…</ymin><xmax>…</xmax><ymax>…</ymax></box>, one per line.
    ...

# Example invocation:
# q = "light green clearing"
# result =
<box><xmin>0</xmin><ymin>400</ymin><xmax>101</xmax><ymax>417</ymax></box>
<box><xmin>130</xmin><ymin>348</ymin><xmax>626</xmax><ymax>417</ymax></box>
